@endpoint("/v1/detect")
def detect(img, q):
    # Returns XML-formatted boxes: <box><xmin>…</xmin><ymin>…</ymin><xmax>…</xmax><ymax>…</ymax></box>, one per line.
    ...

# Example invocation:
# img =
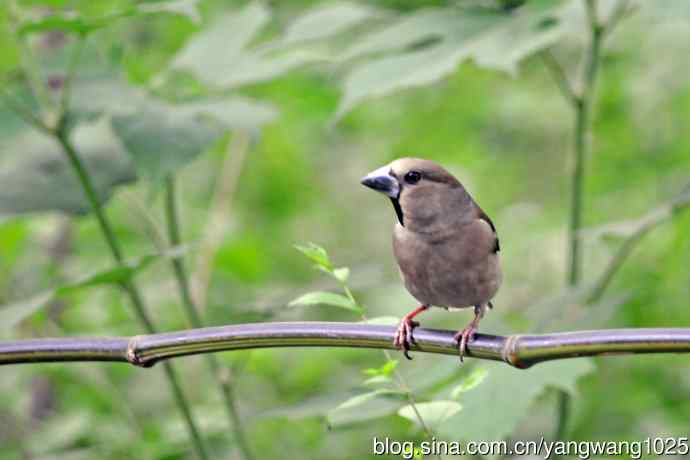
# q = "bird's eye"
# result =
<box><xmin>404</xmin><ymin>171</ymin><xmax>422</xmax><ymax>184</ymax></box>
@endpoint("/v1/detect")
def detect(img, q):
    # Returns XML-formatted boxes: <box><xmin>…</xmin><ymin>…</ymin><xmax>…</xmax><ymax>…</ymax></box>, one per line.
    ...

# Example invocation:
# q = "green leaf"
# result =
<box><xmin>327</xmin><ymin>389</ymin><xmax>404</xmax><ymax>426</ymax></box>
<box><xmin>332</xmin><ymin>267</ymin><xmax>350</xmax><ymax>283</ymax></box>
<box><xmin>341</xmin><ymin>8</ymin><xmax>461</xmax><ymax>61</ymax></box>
<box><xmin>450</xmin><ymin>366</ymin><xmax>489</xmax><ymax>398</ymax></box>
<box><xmin>361</xmin><ymin>315</ymin><xmax>400</xmax><ymax>325</ymax></box>
<box><xmin>170</xmin><ymin>1</ymin><xmax>374</xmax><ymax>88</ymax></box>
<box><xmin>0</xmin><ymin>118</ymin><xmax>136</xmax><ymax>217</ymax></box>
<box><xmin>18</xmin><ymin>14</ymin><xmax>105</xmax><ymax>36</ymax></box>
<box><xmin>136</xmin><ymin>0</ymin><xmax>202</xmax><ymax>24</ymax></box>
<box><xmin>111</xmin><ymin>105</ymin><xmax>223</xmax><ymax>184</ymax></box>
<box><xmin>175</xmin><ymin>97</ymin><xmax>278</xmax><ymax>130</ymax></box>
<box><xmin>171</xmin><ymin>2</ymin><xmax>270</xmax><ymax>86</ymax></box>
<box><xmin>0</xmin><ymin>246</ymin><xmax>186</xmax><ymax>334</ymax></box>
<box><xmin>363</xmin><ymin>359</ymin><xmax>398</xmax><ymax>377</ymax></box>
<box><xmin>363</xmin><ymin>375</ymin><xmax>392</xmax><ymax>386</ymax></box>
<box><xmin>288</xmin><ymin>291</ymin><xmax>361</xmax><ymax>313</ymax></box>
<box><xmin>398</xmin><ymin>400</ymin><xmax>463</xmax><ymax>430</ymax></box>
<box><xmin>294</xmin><ymin>242</ymin><xmax>333</xmax><ymax>270</ymax></box>
<box><xmin>18</xmin><ymin>1</ymin><xmax>202</xmax><ymax>36</ymax></box>
<box><xmin>436</xmin><ymin>359</ymin><xmax>594</xmax><ymax>441</ymax></box>
<box><xmin>335</xmin><ymin>1</ymin><xmax>571</xmax><ymax>119</ymax></box>
<box><xmin>111</xmin><ymin>95</ymin><xmax>276</xmax><ymax>183</ymax></box>
<box><xmin>279</xmin><ymin>2</ymin><xmax>380</xmax><ymax>46</ymax></box>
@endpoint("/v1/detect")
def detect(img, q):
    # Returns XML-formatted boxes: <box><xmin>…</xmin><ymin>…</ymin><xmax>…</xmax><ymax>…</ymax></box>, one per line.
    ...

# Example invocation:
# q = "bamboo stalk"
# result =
<box><xmin>3</xmin><ymin>323</ymin><xmax>690</xmax><ymax>369</ymax></box>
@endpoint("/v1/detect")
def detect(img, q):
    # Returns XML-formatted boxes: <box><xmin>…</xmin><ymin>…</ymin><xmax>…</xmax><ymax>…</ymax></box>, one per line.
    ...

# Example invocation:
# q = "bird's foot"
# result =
<box><xmin>453</xmin><ymin>324</ymin><xmax>478</xmax><ymax>363</ymax></box>
<box><xmin>394</xmin><ymin>318</ymin><xmax>420</xmax><ymax>360</ymax></box>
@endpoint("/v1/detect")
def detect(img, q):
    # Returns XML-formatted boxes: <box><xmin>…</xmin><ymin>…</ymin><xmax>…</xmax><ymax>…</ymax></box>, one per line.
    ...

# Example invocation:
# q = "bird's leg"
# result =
<box><xmin>394</xmin><ymin>304</ymin><xmax>429</xmax><ymax>360</ymax></box>
<box><xmin>453</xmin><ymin>303</ymin><xmax>487</xmax><ymax>363</ymax></box>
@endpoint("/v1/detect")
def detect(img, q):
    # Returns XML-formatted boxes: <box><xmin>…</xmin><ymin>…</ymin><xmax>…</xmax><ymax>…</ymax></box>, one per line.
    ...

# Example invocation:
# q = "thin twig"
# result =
<box><xmin>59</xmin><ymin>36</ymin><xmax>85</xmax><ymax>120</ymax></box>
<box><xmin>3</xmin><ymin>323</ymin><xmax>690</xmax><ymax>368</ymax></box>
<box><xmin>164</xmin><ymin>177</ymin><xmax>256</xmax><ymax>460</ymax></box>
<box><xmin>568</xmin><ymin>0</ymin><xmax>603</xmax><ymax>288</ymax></box>
<box><xmin>587</xmin><ymin>190</ymin><xmax>690</xmax><ymax>304</ymax></box>
<box><xmin>0</xmin><ymin>89</ymin><xmax>52</xmax><ymax>134</ymax></box>
<box><xmin>540</xmin><ymin>51</ymin><xmax>579</xmax><ymax>108</ymax></box>
<box><xmin>8</xmin><ymin>1</ymin><xmax>55</xmax><ymax>116</ymax></box>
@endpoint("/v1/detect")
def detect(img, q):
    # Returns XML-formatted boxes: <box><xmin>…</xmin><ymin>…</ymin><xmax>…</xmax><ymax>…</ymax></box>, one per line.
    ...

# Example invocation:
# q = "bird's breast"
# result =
<box><xmin>392</xmin><ymin>223</ymin><xmax>501</xmax><ymax>309</ymax></box>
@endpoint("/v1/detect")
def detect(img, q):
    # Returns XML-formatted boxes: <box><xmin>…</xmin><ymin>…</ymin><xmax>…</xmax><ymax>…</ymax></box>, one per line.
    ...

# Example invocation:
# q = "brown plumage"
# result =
<box><xmin>361</xmin><ymin>158</ymin><xmax>502</xmax><ymax>361</ymax></box>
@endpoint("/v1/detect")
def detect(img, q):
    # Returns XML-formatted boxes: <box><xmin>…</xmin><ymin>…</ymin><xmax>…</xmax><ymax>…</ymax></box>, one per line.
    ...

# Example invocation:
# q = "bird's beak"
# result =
<box><xmin>361</xmin><ymin>165</ymin><xmax>400</xmax><ymax>198</ymax></box>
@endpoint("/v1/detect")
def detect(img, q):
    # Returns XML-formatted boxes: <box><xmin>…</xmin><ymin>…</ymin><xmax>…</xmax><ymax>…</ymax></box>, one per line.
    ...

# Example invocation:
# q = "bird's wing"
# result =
<box><xmin>476</xmin><ymin>208</ymin><xmax>500</xmax><ymax>253</ymax></box>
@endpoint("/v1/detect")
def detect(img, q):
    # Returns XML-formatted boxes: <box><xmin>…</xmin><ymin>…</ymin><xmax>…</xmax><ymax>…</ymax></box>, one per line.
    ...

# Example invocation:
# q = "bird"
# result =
<box><xmin>360</xmin><ymin>158</ymin><xmax>502</xmax><ymax>361</ymax></box>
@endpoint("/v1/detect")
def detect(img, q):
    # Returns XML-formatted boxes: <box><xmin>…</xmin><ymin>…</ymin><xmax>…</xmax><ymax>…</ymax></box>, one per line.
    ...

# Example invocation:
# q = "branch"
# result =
<box><xmin>3</xmin><ymin>322</ymin><xmax>690</xmax><ymax>369</ymax></box>
<box><xmin>540</xmin><ymin>50</ymin><xmax>579</xmax><ymax>108</ymax></box>
<box><xmin>587</xmin><ymin>189</ymin><xmax>690</xmax><ymax>303</ymax></box>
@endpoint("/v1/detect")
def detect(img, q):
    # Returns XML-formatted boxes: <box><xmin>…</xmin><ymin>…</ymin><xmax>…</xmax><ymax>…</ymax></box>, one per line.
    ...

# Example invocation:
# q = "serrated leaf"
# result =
<box><xmin>171</xmin><ymin>2</ymin><xmax>270</xmax><ymax>85</ymax></box>
<box><xmin>0</xmin><ymin>118</ymin><xmax>136</xmax><ymax>217</ymax></box>
<box><xmin>398</xmin><ymin>400</ymin><xmax>463</xmax><ymax>430</ymax></box>
<box><xmin>288</xmin><ymin>291</ymin><xmax>361</xmax><ymax>312</ymax></box>
<box><xmin>451</xmin><ymin>367</ymin><xmax>489</xmax><ymax>398</ymax></box>
<box><xmin>332</xmin><ymin>267</ymin><xmax>350</xmax><ymax>283</ymax></box>
<box><xmin>341</xmin><ymin>7</ymin><xmax>461</xmax><ymax>60</ymax></box>
<box><xmin>169</xmin><ymin>1</ymin><xmax>341</xmax><ymax>88</ymax></box>
<box><xmin>294</xmin><ymin>242</ymin><xmax>332</xmax><ymax>270</ymax></box>
<box><xmin>280</xmin><ymin>2</ymin><xmax>380</xmax><ymax>46</ymax></box>
<box><xmin>335</xmin><ymin>1</ymin><xmax>571</xmax><ymax>119</ymax></box>
<box><xmin>436</xmin><ymin>359</ymin><xmax>594</xmax><ymax>441</ymax></box>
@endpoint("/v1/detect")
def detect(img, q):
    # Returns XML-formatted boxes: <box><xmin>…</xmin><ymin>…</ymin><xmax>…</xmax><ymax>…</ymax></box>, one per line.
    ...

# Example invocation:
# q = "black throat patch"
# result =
<box><xmin>389</xmin><ymin>197</ymin><xmax>404</xmax><ymax>226</ymax></box>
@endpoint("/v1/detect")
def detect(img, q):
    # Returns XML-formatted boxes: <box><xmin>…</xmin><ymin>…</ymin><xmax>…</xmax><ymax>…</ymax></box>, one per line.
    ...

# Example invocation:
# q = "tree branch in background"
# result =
<box><xmin>540</xmin><ymin>50</ymin><xmax>578</xmax><ymax>108</ymax></box>
<box><xmin>544</xmin><ymin>0</ymin><xmax>633</xmax><ymax>442</ymax></box>
<box><xmin>587</xmin><ymin>188</ymin><xmax>690</xmax><ymax>304</ymax></box>
<box><xmin>2</xmin><ymin>323</ymin><xmax>690</xmax><ymax>369</ymax></box>
<box><xmin>55</xmin><ymin>131</ymin><xmax>210</xmax><ymax>460</ymax></box>
<box><xmin>165</xmin><ymin>177</ymin><xmax>256</xmax><ymax>460</ymax></box>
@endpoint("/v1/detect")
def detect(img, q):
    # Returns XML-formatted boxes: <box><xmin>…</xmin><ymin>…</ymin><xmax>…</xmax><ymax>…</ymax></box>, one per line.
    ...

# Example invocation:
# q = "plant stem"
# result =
<box><xmin>164</xmin><ymin>177</ymin><xmax>256</xmax><ymax>460</ymax></box>
<box><xmin>587</xmin><ymin>190</ymin><xmax>690</xmax><ymax>304</ymax></box>
<box><xmin>569</xmin><ymin>0</ymin><xmax>603</xmax><ymax>287</ymax></box>
<box><xmin>4</xmin><ymin>323</ymin><xmax>690</xmax><ymax>368</ymax></box>
<box><xmin>55</xmin><ymin>130</ymin><xmax>210</xmax><ymax>460</ymax></box>
<box><xmin>557</xmin><ymin>0</ymin><xmax>604</xmax><ymax>441</ymax></box>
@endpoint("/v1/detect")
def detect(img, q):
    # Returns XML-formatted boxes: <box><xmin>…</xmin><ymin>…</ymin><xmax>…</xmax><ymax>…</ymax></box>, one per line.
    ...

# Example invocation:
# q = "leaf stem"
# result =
<box><xmin>164</xmin><ymin>176</ymin><xmax>256</xmax><ymax>460</ymax></box>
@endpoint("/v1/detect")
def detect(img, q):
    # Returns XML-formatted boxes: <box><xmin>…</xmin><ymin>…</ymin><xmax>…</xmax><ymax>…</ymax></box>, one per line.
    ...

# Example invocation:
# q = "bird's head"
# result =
<box><xmin>361</xmin><ymin>158</ymin><xmax>472</xmax><ymax>233</ymax></box>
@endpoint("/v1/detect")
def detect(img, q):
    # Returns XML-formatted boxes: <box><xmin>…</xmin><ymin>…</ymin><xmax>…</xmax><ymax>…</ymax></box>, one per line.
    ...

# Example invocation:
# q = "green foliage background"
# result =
<box><xmin>1</xmin><ymin>0</ymin><xmax>689</xmax><ymax>459</ymax></box>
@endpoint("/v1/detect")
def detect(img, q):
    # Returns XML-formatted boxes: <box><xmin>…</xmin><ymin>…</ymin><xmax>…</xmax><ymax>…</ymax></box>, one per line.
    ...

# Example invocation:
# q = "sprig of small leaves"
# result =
<box><xmin>290</xmin><ymin>242</ymin><xmax>363</xmax><ymax>314</ymax></box>
<box><xmin>292</xmin><ymin>242</ymin><xmax>445</xmax><ymax>440</ymax></box>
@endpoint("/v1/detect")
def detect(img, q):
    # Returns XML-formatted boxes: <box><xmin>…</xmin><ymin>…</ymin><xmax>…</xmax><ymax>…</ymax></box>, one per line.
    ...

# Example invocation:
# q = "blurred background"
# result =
<box><xmin>1</xmin><ymin>0</ymin><xmax>689</xmax><ymax>459</ymax></box>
